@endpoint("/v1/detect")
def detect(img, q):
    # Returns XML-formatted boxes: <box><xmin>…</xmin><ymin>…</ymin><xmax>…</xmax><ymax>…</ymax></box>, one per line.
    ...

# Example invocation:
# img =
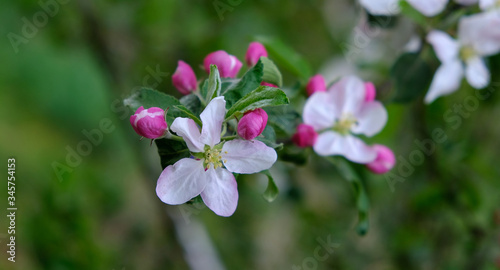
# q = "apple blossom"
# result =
<box><xmin>156</xmin><ymin>97</ymin><xmax>277</xmax><ymax>217</ymax></box>
<box><xmin>130</xmin><ymin>106</ymin><xmax>168</xmax><ymax>139</ymax></box>
<box><xmin>203</xmin><ymin>50</ymin><xmax>243</xmax><ymax>78</ymax></box>
<box><xmin>360</xmin><ymin>0</ymin><xmax>478</xmax><ymax>17</ymax></box>
<box><xmin>425</xmin><ymin>12</ymin><xmax>500</xmax><ymax>103</ymax></box>
<box><xmin>302</xmin><ymin>76</ymin><xmax>388</xmax><ymax>163</ymax></box>
<box><xmin>172</xmin><ymin>60</ymin><xmax>197</xmax><ymax>95</ymax></box>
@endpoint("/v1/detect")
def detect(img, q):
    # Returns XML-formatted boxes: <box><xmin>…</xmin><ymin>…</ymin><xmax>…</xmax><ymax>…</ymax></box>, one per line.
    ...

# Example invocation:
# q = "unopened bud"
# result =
<box><xmin>237</xmin><ymin>108</ymin><xmax>268</xmax><ymax>140</ymax></box>
<box><xmin>130</xmin><ymin>106</ymin><xmax>168</xmax><ymax>139</ymax></box>
<box><xmin>203</xmin><ymin>50</ymin><xmax>242</xmax><ymax>78</ymax></box>
<box><xmin>292</xmin><ymin>124</ymin><xmax>318</xmax><ymax>148</ymax></box>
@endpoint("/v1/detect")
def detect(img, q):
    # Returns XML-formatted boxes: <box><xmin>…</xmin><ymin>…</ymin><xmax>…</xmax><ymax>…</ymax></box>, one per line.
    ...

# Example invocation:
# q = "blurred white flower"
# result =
<box><xmin>425</xmin><ymin>11</ymin><xmax>500</xmax><ymax>103</ymax></box>
<box><xmin>360</xmin><ymin>0</ymin><xmax>478</xmax><ymax>17</ymax></box>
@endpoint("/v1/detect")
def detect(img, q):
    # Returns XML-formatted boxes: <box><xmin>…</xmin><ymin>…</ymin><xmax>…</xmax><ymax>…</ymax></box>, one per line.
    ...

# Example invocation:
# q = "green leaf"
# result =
<box><xmin>399</xmin><ymin>1</ymin><xmax>427</xmax><ymax>28</ymax></box>
<box><xmin>255</xmin><ymin>36</ymin><xmax>312</xmax><ymax>80</ymax></box>
<box><xmin>326</xmin><ymin>157</ymin><xmax>370</xmax><ymax>236</ymax></box>
<box><xmin>260</xmin><ymin>57</ymin><xmax>283</xmax><ymax>87</ymax></box>
<box><xmin>256</xmin><ymin>125</ymin><xmax>283</xmax><ymax>149</ymax></box>
<box><xmin>223</xmin><ymin>60</ymin><xmax>264</xmax><ymax>108</ymax></box>
<box><xmin>155</xmin><ymin>139</ymin><xmax>191</xmax><ymax>169</ymax></box>
<box><xmin>180</xmin><ymin>93</ymin><xmax>203</xmax><ymax>116</ymax></box>
<box><xmin>278</xmin><ymin>145</ymin><xmax>310</xmax><ymax>166</ymax></box>
<box><xmin>225</xmin><ymin>86</ymin><xmax>289</xmax><ymax>121</ymax></box>
<box><xmin>391</xmin><ymin>53</ymin><xmax>433</xmax><ymax>103</ymax></box>
<box><xmin>265</xmin><ymin>106</ymin><xmax>301</xmax><ymax>136</ymax></box>
<box><xmin>205</xmin><ymin>65</ymin><xmax>221</xmax><ymax>103</ymax></box>
<box><xmin>174</xmin><ymin>105</ymin><xmax>202</xmax><ymax>126</ymax></box>
<box><xmin>261</xmin><ymin>170</ymin><xmax>279</xmax><ymax>202</ymax></box>
<box><xmin>124</xmin><ymin>87</ymin><xmax>181</xmax><ymax>111</ymax></box>
<box><xmin>366</xmin><ymin>12</ymin><xmax>398</xmax><ymax>29</ymax></box>
<box><xmin>124</xmin><ymin>88</ymin><xmax>182</xmax><ymax>125</ymax></box>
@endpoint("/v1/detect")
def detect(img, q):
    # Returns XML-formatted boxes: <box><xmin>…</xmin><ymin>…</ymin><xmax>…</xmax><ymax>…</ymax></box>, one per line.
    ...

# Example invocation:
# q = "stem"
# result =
<box><xmin>221</xmin><ymin>135</ymin><xmax>238</xmax><ymax>141</ymax></box>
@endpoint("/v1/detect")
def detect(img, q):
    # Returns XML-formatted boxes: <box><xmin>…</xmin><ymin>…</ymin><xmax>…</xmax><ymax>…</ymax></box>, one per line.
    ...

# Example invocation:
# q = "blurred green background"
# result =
<box><xmin>1</xmin><ymin>0</ymin><xmax>500</xmax><ymax>269</ymax></box>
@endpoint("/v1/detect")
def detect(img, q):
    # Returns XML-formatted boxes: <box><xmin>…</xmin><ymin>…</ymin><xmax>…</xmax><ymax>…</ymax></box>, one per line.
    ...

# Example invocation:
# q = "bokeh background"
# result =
<box><xmin>1</xmin><ymin>0</ymin><xmax>500</xmax><ymax>269</ymax></box>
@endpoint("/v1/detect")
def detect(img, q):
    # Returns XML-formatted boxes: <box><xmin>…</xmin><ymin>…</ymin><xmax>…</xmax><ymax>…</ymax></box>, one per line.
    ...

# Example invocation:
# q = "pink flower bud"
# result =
<box><xmin>292</xmin><ymin>124</ymin><xmax>318</xmax><ymax>148</ymax></box>
<box><xmin>172</xmin><ymin>61</ymin><xmax>198</xmax><ymax>95</ymax></box>
<box><xmin>306</xmin><ymin>74</ymin><xmax>326</xmax><ymax>96</ymax></box>
<box><xmin>245</xmin><ymin>42</ymin><xmax>268</xmax><ymax>67</ymax></box>
<box><xmin>261</xmin><ymin>82</ymin><xmax>278</xmax><ymax>88</ymax></box>
<box><xmin>364</xmin><ymin>82</ymin><xmax>376</xmax><ymax>102</ymax></box>
<box><xmin>130</xmin><ymin>106</ymin><xmax>168</xmax><ymax>139</ymax></box>
<box><xmin>203</xmin><ymin>50</ymin><xmax>243</xmax><ymax>78</ymax></box>
<box><xmin>366</xmin><ymin>145</ymin><xmax>395</xmax><ymax>174</ymax></box>
<box><xmin>237</xmin><ymin>108</ymin><xmax>268</xmax><ymax>140</ymax></box>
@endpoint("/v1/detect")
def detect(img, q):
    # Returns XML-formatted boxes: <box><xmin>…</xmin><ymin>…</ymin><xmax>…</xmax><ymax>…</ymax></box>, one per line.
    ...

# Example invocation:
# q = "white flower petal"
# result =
<box><xmin>359</xmin><ymin>0</ymin><xmax>400</xmax><ymax>15</ymax></box>
<box><xmin>303</xmin><ymin>92</ymin><xmax>336</xmax><ymax>131</ymax></box>
<box><xmin>480</xmin><ymin>0</ymin><xmax>497</xmax><ymax>10</ymax></box>
<box><xmin>352</xmin><ymin>101</ymin><xmax>388</xmax><ymax>137</ymax></box>
<box><xmin>313</xmin><ymin>132</ymin><xmax>377</xmax><ymax>164</ymax></box>
<box><xmin>156</xmin><ymin>158</ymin><xmax>207</xmax><ymax>205</ymax></box>
<box><xmin>328</xmin><ymin>75</ymin><xmax>366</xmax><ymax>116</ymax></box>
<box><xmin>171</xmin><ymin>118</ymin><xmax>204</xmax><ymax>152</ymax></box>
<box><xmin>200</xmin><ymin>167</ymin><xmax>238</xmax><ymax>217</ymax></box>
<box><xmin>425</xmin><ymin>60</ymin><xmax>464</xmax><ymax>104</ymax></box>
<box><xmin>465</xmin><ymin>57</ymin><xmax>490</xmax><ymax>89</ymax></box>
<box><xmin>427</xmin><ymin>30</ymin><xmax>460</xmax><ymax>63</ymax></box>
<box><xmin>408</xmin><ymin>0</ymin><xmax>448</xmax><ymax>17</ymax></box>
<box><xmin>221</xmin><ymin>140</ymin><xmax>277</xmax><ymax>174</ymax></box>
<box><xmin>200</xmin><ymin>96</ymin><xmax>226</xmax><ymax>147</ymax></box>
<box><xmin>459</xmin><ymin>12</ymin><xmax>500</xmax><ymax>56</ymax></box>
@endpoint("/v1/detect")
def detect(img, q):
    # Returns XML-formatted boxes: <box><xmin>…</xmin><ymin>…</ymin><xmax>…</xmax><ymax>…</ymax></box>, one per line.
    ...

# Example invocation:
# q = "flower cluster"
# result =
<box><xmin>294</xmin><ymin>75</ymin><xmax>395</xmax><ymax>173</ymax></box>
<box><xmin>129</xmin><ymin>42</ymin><xmax>280</xmax><ymax>217</ymax></box>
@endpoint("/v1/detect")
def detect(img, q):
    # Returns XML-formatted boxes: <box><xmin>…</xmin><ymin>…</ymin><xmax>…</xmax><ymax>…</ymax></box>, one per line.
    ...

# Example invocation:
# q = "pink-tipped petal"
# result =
<box><xmin>200</xmin><ymin>167</ymin><xmax>238</xmax><ymax>217</ymax></box>
<box><xmin>237</xmin><ymin>108</ymin><xmax>268</xmax><ymax>140</ymax></box>
<box><xmin>366</xmin><ymin>145</ymin><xmax>396</xmax><ymax>174</ymax></box>
<box><xmin>306</xmin><ymin>74</ymin><xmax>327</xmax><ymax>96</ymax></box>
<box><xmin>292</xmin><ymin>124</ymin><xmax>318</xmax><ymax>148</ymax></box>
<box><xmin>156</xmin><ymin>158</ymin><xmax>208</xmax><ymax>205</ymax></box>
<box><xmin>221</xmin><ymin>140</ymin><xmax>277</xmax><ymax>174</ymax></box>
<box><xmin>245</xmin><ymin>42</ymin><xmax>268</xmax><ymax>67</ymax></box>
<box><xmin>172</xmin><ymin>60</ymin><xmax>198</xmax><ymax>95</ymax></box>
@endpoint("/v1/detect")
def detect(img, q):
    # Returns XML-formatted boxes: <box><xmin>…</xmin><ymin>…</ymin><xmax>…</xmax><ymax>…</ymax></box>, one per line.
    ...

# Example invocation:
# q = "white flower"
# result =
<box><xmin>303</xmin><ymin>76</ymin><xmax>388</xmax><ymax>164</ymax></box>
<box><xmin>360</xmin><ymin>0</ymin><xmax>478</xmax><ymax>17</ymax></box>
<box><xmin>425</xmin><ymin>11</ymin><xmax>500</xmax><ymax>103</ymax></box>
<box><xmin>480</xmin><ymin>0</ymin><xmax>500</xmax><ymax>10</ymax></box>
<box><xmin>155</xmin><ymin>97</ymin><xmax>277</xmax><ymax>217</ymax></box>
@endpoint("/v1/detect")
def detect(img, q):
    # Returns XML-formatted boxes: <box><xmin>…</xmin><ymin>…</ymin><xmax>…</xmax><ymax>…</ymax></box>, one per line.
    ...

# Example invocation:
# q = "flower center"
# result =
<box><xmin>204</xmin><ymin>146</ymin><xmax>224</xmax><ymax>170</ymax></box>
<box><xmin>332</xmin><ymin>114</ymin><xmax>357</xmax><ymax>135</ymax></box>
<box><xmin>460</xmin><ymin>46</ymin><xmax>476</xmax><ymax>61</ymax></box>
